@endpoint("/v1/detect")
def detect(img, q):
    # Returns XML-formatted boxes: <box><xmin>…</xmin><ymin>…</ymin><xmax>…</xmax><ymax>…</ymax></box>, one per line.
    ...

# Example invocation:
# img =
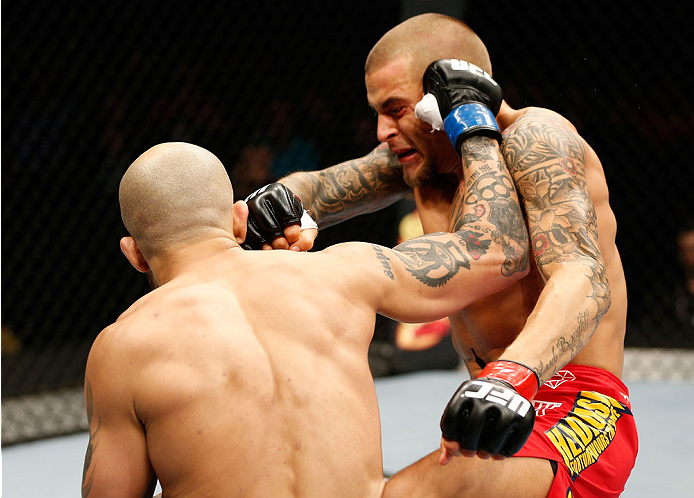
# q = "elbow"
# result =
<box><xmin>592</xmin><ymin>259</ymin><xmax>612</xmax><ymax>323</ymax></box>
<box><xmin>549</xmin><ymin>256</ymin><xmax>613</xmax><ymax>326</ymax></box>
<box><xmin>581</xmin><ymin>256</ymin><xmax>612</xmax><ymax>314</ymax></box>
<box><xmin>501</xmin><ymin>240</ymin><xmax>531</xmax><ymax>283</ymax></box>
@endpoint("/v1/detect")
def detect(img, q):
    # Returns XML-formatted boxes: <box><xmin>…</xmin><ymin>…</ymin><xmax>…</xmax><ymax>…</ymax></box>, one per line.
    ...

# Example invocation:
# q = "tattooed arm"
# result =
<box><xmin>81</xmin><ymin>327</ymin><xmax>156</xmax><ymax>498</ymax></box>
<box><xmin>280</xmin><ymin>142</ymin><xmax>410</xmax><ymax>228</ymax></box>
<box><xmin>334</xmin><ymin>136</ymin><xmax>528</xmax><ymax>323</ymax></box>
<box><xmin>499</xmin><ymin>109</ymin><xmax>612</xmax><ymax>384</ymax></box>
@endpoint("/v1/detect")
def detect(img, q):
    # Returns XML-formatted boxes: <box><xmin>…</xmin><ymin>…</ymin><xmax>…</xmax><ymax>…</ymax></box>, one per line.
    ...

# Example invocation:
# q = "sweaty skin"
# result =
<box><xmin>82</xmin><ymin>140</ymin><xmax>527</xmax><ymax>498</ymax></box>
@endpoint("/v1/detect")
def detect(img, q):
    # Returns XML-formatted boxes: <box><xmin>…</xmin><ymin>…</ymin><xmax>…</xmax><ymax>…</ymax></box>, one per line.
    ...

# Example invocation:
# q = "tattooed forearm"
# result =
<box><xmin>281</xmin><ymin>144</ymin><xmax>408</xmax><ymax>227</ymax></box>
<box><xmin>451</xmin><ymin>137</ymin><xmax>529</xmax><ymax>276</ymax></box>
<box><xmin>82</xmin><ymin>378</ymin><xmax>100</xmax><ymax>497</ymax></box>
<box><xmin>534</xmin><ymin>309</ymin><xmax>589</xmax><ymax>382</ymax></box>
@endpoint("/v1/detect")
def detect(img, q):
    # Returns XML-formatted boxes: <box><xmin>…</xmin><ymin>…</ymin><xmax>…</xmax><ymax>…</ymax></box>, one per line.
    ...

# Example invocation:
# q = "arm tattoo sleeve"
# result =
<box><xmin>452</xmin><ymin>136</ymin><xmax>529</xmax><ymax>276</ymax></box>
<box><xmin>535</xmin><ymin>309</ymin><xmax>590</xmax><ymax>381</ymax></box>
<box><xmin>502</xmin><ymin>111</ymin><xmax>612</xmax><ymax>378</ymax></box>
<box><xmin>389</xmin><ymin>234</ymin><xmax>479</xmax><ymax>287</ymax></box>
<box><xmin>384</xmin><ymin>136</ymin><xmax>527</xmax><ymax>288</ymax></box>
<box><xmin>281</xmin><ymin>143</ymin><xmax>409</xmax><ymax>227</ymax></box>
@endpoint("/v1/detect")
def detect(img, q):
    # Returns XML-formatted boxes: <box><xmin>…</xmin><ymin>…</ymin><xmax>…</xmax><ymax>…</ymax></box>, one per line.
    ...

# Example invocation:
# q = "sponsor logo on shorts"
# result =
<box><xmin>545</xmin><ymin>391</ymin><xmax>631</xmax><ymax>480</ymax></box>
<box><xmin>544</xmin><ymin>370</ymin><xmax>576</xmax><ymax>390</ymax></box>
<box><xmin>533</xmin><ymin>400</ymin><xmax>563</xmax><ymax>416</ymax></box>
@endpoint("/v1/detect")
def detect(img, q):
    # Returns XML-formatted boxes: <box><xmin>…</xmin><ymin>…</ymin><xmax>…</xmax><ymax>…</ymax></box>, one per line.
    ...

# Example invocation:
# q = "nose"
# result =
<box><xmin>376</xmin><ymin>114</ymin><xmax>398</xmax><ymax>143</ymax></box>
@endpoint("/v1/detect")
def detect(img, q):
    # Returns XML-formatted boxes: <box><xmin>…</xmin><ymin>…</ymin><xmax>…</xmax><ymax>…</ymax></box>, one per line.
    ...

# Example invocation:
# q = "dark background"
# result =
<box><xmin>3</xmin><ymin>0</ymin><xmax>693</xmax><ymax>398</ymax></box>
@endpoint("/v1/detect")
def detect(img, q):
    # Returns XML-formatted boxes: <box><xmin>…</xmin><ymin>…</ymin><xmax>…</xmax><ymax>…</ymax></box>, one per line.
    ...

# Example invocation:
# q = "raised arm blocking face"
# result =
<box><xmin>367</xmin><ymin>136</ymin><xmax>529</xmax><ymax>324</ymax></box>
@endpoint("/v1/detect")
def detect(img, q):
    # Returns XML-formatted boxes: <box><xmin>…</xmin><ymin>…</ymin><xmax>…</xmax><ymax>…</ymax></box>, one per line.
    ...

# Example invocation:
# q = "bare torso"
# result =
<box><xmin>415</xmin><ymin>104</ymin><xmax>627</xmax><ymax>379</ymax></box>
<box><xmin>115</xmin><ymin>250</ymin><xmax>385</xmax><ymax>497</ymax></box>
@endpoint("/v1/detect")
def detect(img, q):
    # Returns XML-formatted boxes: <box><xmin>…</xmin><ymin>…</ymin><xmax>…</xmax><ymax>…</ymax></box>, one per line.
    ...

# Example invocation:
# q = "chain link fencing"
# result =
<box><xmin>2</xmin><ymin>0</ymin><xmax>692</xmax><ymax>445</ymax></box>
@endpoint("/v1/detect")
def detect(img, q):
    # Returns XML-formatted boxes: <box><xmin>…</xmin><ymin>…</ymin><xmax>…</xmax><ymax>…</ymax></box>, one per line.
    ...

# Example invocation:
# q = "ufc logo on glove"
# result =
<box><xmin>449</xmin><ymin>59</ymin><xmax>498</xmax><ymax>87</ymax></box>
<box><xmin>462</xmin><ymin>380</ymin><xmax>533</xmax><ymax>417</ymax></box>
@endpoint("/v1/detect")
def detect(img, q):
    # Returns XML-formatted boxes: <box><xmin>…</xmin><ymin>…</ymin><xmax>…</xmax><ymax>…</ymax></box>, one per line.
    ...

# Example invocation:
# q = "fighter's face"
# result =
<box><xmin>366</xmin><ymin>57</ymin><xmax>457</xmax><ymax>187</ymax></box>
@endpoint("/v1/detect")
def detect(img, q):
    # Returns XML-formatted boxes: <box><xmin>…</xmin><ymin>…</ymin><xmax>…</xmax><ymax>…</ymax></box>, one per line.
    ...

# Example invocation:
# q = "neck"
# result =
<box><xmin>497</xmin><ymin>100</ymin><xmax>519</xmax><ymax>131</ymax></box>
<box><xmin>148</xmin><ymin>236</ymin><xmax>239</xmax><ymax>286</ymax></box>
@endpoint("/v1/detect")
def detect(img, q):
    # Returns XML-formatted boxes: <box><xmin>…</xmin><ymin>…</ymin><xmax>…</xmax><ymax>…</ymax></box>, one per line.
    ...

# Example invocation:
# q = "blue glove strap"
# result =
<box><xmin>443</xmin><ymin>103</ymin><xmax>500</xmax><ymax>147</ymax></box>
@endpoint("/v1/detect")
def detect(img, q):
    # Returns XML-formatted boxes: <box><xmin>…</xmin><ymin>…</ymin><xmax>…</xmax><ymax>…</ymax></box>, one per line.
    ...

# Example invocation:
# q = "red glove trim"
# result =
<box><xmin>478</xmin><ymin>360</ymin><xmax>539</xmax><ymax>400</ymax></box>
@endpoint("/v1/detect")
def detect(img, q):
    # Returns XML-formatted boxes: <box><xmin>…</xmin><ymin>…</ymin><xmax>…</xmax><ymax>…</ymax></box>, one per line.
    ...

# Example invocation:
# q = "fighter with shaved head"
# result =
<box><xmin>245</xmin><ymin>13</ymin><xmax>637</xmax><ymax>498</ymax></box>
<box><xmin>81</xmin><ymin>135</ymin><xmax>528</xmax><ymax>497</ymax></box>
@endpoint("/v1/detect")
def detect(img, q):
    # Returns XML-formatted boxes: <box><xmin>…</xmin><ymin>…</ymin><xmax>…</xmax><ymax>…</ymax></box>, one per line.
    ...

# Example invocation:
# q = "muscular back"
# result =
<box><xmin>89</xmin><ymin>250</ymin><xmax>386</xmax><ymax>498</ymax></box>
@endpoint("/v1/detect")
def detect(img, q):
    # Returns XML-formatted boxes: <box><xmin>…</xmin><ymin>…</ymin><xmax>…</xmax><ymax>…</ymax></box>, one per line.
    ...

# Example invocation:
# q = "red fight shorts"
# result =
<box><xmin>514</xmin><ymin>364</ymin><xmax>638</xmax><ymax>498</ymax></box>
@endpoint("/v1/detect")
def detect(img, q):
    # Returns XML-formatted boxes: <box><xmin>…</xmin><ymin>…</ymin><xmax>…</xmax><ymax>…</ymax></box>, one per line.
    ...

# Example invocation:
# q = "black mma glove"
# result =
<box><xmin>414</xmin><ymin>59</ymin><xmax>503</xmax><ymax>153</ymax></box>
<box><xmin>440</xmin><ymin>360</ymin><xmax>539</xmax><ymax>457</ymax></box>
<box><xmin>243</xmin><ymin>183</ymin><xmax>316</xmax><ymax>250</ymax></box>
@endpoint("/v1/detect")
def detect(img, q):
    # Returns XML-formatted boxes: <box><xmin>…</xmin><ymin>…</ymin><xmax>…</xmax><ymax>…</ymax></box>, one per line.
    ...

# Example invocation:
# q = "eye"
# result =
<box><xmin>390</xmin><ymin>106</ymin><xmax>406</xmax><ymax>117</ymax></box>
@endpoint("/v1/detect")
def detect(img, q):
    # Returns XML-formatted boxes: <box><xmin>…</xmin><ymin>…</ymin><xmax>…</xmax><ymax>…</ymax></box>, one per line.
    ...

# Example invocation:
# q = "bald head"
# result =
<box><xmin>119</xmin><ymin>142</ymin><xmax>234</xmax><ymax>258</ymax></box>
<box><xmin>365</xmin><ymin>13</ymin><xmax>491</xmax><ymax>83</ymax></box>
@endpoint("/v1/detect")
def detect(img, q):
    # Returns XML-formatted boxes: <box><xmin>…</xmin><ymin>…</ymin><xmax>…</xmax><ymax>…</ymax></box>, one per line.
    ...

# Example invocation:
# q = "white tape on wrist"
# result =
<box><xmin>300</xmin><ymin>209</ymin><xmax>318</xmax><ymax>231</ymax></box>
<box><xmin>414</xmin><ymin>93</ymin><xmax>444</xmax><ymax>132</ymax></box>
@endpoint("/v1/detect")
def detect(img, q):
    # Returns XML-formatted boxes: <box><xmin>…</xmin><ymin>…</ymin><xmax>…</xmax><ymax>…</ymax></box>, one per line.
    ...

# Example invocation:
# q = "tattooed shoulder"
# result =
<box><xmin>501</xmin><ymin>109</ymin><xmax>586</xmax><ymax>174</ymax></box>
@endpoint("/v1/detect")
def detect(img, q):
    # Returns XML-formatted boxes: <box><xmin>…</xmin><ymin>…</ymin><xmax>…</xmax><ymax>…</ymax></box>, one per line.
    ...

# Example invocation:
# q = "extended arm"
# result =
<box><xmin>81</xmin><ymin>332</ymin><xmax>156</xmax><ymax>498</ymax></box>
<box><xmin>500</xmin><ymin>110</ymin><xmax>611</xmax><ymax>383</ymax></box>
<box><xmin>242</xmin><ymin>143</ymin><xmax>409</xmax><ymax>250</ymax></box>
<box><xmin>279</xmin><ymin>142</ymin><xmax>409</xmax><ymax>228</ymax></box>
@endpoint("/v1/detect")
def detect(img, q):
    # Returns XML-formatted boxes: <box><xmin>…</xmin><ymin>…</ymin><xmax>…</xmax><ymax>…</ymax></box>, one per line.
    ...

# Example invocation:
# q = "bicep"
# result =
<box><xmin>502</xmin><ymin>115</ymin><xmax>603</xmax><ymax>281</ymax></box>
<box><xmin>82</xmin><ymin>347</ymin><xmax>154</xmax><ymax>497</ymax></box>
<box><xmin>372</xmin><ymin>230</ymin><xmax>513</xmax><ymax>323</ymax></box>
<box><xmin>281</xmin><ymin>143</ymin><xmax>408</xmax><ymax>227</ymax></box>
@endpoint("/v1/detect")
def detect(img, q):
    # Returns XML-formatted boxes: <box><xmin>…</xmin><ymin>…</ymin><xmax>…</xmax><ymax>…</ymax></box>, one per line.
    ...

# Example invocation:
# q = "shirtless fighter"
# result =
<box><xmin>243</xmin><ymin>13</ymin><xmax>637</xmax><ymax>498</ymax></box>
<box><xmin>81</xmin><ymin>134</ymin><xmax>527</xmax><ymax>497</ymax></box>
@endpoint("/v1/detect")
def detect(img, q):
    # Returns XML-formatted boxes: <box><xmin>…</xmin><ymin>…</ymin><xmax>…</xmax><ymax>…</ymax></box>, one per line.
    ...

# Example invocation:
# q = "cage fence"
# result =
<box><xmin>2</xmin><ymin>0</ymin><xmax>692</xmax><ymax>446</ymax></box>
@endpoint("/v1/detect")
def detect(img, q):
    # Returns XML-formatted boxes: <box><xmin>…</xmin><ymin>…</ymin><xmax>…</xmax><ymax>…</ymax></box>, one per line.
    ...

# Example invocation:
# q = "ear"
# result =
<box><xmin>120</xmin><ymin>236</ymin><xmax>150</xmax><ymax>273</ymax></box>
<box><xmin>232</xmin><ymin>200</ymin><xmax>249</xmax><ymax>245</ymax></box>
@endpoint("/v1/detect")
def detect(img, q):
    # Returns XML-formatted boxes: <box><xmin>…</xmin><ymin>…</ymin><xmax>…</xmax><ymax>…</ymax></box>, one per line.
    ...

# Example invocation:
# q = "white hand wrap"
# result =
<box><xmin>300</xmin><ymin>209</ymin><xmax>318</xmax><ymax>231</ymax></box>
<box><xmin>414</xmin><ymin>93</ymin><xmax>444</xmax><ymax>132</ymax></box>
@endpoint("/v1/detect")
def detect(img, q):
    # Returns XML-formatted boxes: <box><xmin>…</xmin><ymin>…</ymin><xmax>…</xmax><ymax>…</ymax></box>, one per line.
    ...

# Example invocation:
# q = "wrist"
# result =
<box><xmin>443</xmin><ymin>103</ymin><xmax>501</xmax><ymax>153</ymax></box>
<box><xmin>299</xmin><ymin>209</ymin><xmax>318</xmax><ymax>231</ymax></box>
<box><xmin>477</xmin><ymin>360</ymin><xmax>539</xmax><ymax>400</ymax></box>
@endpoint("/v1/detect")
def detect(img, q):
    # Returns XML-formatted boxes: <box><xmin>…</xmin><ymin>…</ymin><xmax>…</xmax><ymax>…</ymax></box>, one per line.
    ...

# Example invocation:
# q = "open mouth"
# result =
<box><xmin>396</xmin><ymin>149</ymin><xmax>418</xmax><ymax>161</ymax></box>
